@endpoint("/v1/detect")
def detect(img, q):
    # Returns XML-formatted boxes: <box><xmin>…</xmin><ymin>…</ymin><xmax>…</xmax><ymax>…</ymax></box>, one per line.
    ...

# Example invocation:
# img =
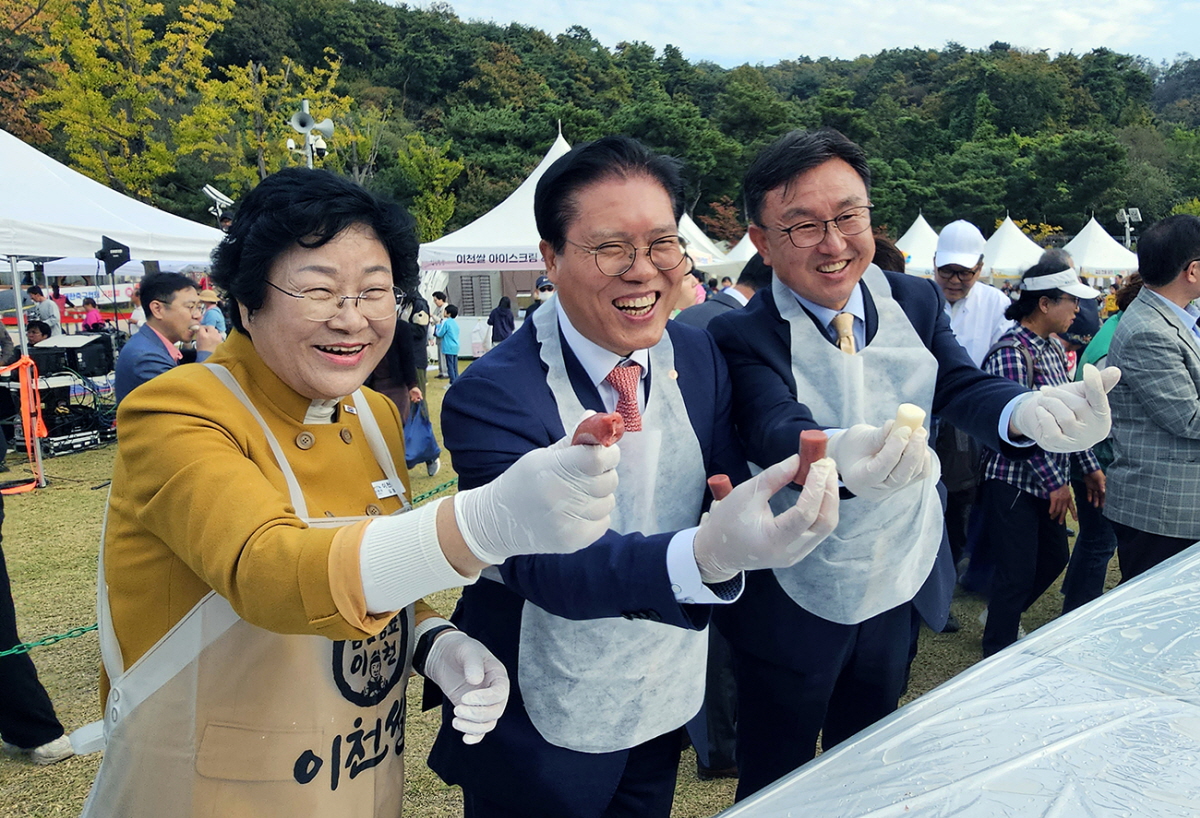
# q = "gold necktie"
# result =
<box><xmin>831</xmin><ymin>312</ymin><xmax>856</xmax><ymax>355</ymax></box>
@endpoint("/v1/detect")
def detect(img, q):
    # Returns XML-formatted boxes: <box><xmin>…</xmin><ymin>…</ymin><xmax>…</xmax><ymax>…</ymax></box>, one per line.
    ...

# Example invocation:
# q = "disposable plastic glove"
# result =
<box><xmin>422</xmin><ymin>630</ymin><xmax>509</xmax><ymax>745</ymax></box>
<box><xmin>693</xmin><ymin>455</ymin><xmax>840</xmax><ymax>583</ymax></box>
<box><xmin>1010</xmin><ymin>364</ymin><xmax>1122</xmax><ymax>453</ymax></box>
<box><xmin>454</xmin><ymin>415</ymin><xmax>621</xmax><ymax>564</ymax></box>
<box><xmin>825</xmin><ymin>421</ymin><xmax>932</xmax><ymax>501</ymax></box>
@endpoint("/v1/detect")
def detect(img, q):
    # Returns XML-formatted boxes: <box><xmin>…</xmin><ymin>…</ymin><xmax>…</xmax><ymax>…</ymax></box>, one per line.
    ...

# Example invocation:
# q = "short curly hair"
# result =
<box><xmin>210</xmin><ymin>168</ymin><xmax>419</xmax><ymax>335</ymax></box>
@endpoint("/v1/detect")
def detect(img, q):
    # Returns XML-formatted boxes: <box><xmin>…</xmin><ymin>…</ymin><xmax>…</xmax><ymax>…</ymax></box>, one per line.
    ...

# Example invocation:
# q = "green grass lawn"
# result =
<box><xmin>0</xmin><ymin>360</ymin><xmax>1119</xmax><ymax>816</ymax></box>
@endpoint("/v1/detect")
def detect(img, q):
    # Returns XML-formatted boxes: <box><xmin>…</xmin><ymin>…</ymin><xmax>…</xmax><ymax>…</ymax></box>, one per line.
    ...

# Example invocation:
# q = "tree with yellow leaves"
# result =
<box><xmin>36</xmin><ymin>0</ymin><xmax>233</xmax><ymax>200</ymax></box>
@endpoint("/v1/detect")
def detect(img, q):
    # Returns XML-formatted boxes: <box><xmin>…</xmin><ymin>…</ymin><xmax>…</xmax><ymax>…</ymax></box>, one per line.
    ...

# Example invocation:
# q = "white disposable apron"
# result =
<box><xmin>764</xmin><ymin>267</ymin><xmax>944</xmax><ymax>625</ymax></box>
<box><xmin>81</xmin><ymin>365</ymin><xmax>414</xmax><ymax>818</ymax></box>
<box><xmin>503</xmin><ymin>297</ymin><xmax>707</xmax><ymax>754</ymax></box>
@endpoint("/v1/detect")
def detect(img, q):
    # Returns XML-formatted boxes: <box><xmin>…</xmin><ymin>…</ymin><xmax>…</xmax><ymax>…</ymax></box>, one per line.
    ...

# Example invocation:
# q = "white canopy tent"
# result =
<box><xmin>419</xmin><ymin>134</ymin><xmax>571</xmax><ymax>288</ymax></box>
<box><xmin>894</xmin><ymin>214</ymin><xmax>939</xmax><ymax>276</ymax></box>
<box><xmin>680</xmin><ymin>213</ymin><xmax>729</xmax><ymax>271</ymax></box>
<box><xmin>0</xmin><ymin>129</ymin><xmax>224</xmax><ymax>260</ymax></box>
<box><xmin>695</xmin><ymin>231</ymin><xmax>755</xmax><ymax>280</ymax></box>
<box><xmin>984</xmin><ymin>216</ymin><xmax>1045</xmax><ymax>283</ymax></box>
<box><xmin>0</xmin><ymin>127</ymin><xmax>223</xmax><ymax>484</ymax></box>
<box><xmin>1064</xmin><ymin>217</ymin><xmax>1138</xmax><ymax>283</ymax></box>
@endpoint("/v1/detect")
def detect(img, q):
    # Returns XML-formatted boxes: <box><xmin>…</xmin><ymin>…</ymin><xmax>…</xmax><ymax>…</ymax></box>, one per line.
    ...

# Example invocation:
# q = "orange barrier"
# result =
<box><xmin>0</xmin><ymin>356</ymin><xmax>47</xmax><ymax>494</ymax></box>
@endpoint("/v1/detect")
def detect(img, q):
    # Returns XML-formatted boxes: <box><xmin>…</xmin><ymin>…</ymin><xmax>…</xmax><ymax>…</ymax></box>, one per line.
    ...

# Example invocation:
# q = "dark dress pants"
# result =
<box><xmin>0</xmin><ymin>495</ymin><xmax>66</xmax><ymax>749</ymax></box>
<box><xmin>685</xmin><ymin>626</ymin><xmax>738</xmax><ymax>773</ymax></box>
<box><xmin>1111</xmin><ymin>520</ymin><xmax>1198</xmax><ymax>582</ymax></box>
<box><xmin>979</xmin><ymin>480</ymin><xmax>1068</xmax><ymax>657</ymax></box>
<box><xmin>730</xmin><ymin>601</ymin><xmax>913</xmax><ymax>801</ymax></box>
<box><xmin>462</xmin><ymin>728</ymin><xmax>682</xmax><ymax>818</ymax></box>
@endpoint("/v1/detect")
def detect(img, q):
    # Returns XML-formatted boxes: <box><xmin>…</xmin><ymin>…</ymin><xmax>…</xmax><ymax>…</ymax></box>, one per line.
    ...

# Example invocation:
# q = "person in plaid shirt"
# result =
<box><xmin>979</xmin><ymin>258</ymin><xmax>1105</xmax><ymax>657</ymax></box>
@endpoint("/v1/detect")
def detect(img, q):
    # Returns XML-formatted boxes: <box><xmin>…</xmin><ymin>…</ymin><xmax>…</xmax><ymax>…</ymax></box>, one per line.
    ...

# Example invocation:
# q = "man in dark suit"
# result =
<box><xmin>708</xmin><ymin>128</ymin><xmax>1119</xmax><ymax>800</ymax></box>
<box><xmin>427</xmin><ymin>136</ymin><xmax>840</xmax><ymax>818</ymax></box>
<box><xmin>114</xmin><ymin>272</ymin><xmax>221</xmax><ymax>404</ymax></box>
<box><xmin>1106</xmin><ymin>215</ymin><xmax>1200</xmax><ymax>578</ymax></box>
<box><xmin>675</xmin><ymin>252</ymin><xmax>772</xmax><ymax>781</ymax></box>
<box><xmin>674</xmin><ymin>254</ymin><xmax>772</xmax><ymax>331</ymax></box>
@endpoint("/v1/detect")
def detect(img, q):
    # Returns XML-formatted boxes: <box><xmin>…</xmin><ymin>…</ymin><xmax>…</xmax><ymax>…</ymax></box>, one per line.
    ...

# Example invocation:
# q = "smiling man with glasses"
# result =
<box><xmin>114</xmin><ymin>271</ymin><xmax>222</xmax><ymax>404</ymax></box>
<box><xmin>428</xmin><ymin>135</ymin><xmax>840</xmax><ymax>818</ymax></box>
<box><xmin>707</xmin><ymin>128</ymin><xmax>1121</xmax><ymax>800</ymax></box>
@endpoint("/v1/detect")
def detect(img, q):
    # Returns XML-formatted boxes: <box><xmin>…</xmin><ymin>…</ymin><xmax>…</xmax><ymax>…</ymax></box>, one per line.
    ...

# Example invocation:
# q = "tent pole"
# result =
<box><xmin>7</xmin><ymin>256</ymin><xmax>46</xmax><ymax>487</ymax></box>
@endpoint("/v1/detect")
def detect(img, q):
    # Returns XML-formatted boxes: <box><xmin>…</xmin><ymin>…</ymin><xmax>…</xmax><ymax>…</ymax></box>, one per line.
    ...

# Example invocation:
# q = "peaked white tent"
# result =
<box><xmin>726</xmin><ymin>233</ymin><xmax>757</xmax><ymax>264</ymax></box>
<box><xmin>1064</xmin><ymin>217</ymin><xmax>1138</xmax><ymax>278</ymax></box>
<box><xmin>984</xmin><ymin>217</ymin><xmax>1044</xmax><ymax>282</ymax></box>
<box><xmin>0</xmin><ymin>129</ymin><xmax>223</xmax><ymax>260</ymax></box>
<box><xmin>680</xmin><ymin>213</ymin><xmax>729</xmax><ymax>270</ymax></box>
<box><xmin>419</xmin><ymin>134</ymin><xmax>572</xmax><ymax>281</ymax></box>
<box><xmin>895</xmin><ymin>214</ymin><xmax>939</xmax><ymax>276</ymax></box>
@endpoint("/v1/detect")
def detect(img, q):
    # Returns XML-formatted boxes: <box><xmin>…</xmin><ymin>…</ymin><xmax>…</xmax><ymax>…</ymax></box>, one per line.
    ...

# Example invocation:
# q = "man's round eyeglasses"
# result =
<box><xmin>566</xmin><ymin>236</ymin><xmax>687</xmax><ymax>277</ymax></box>
<box><xmin>771</xmin><ymin>206</ymin><xmax>874</xmax><ymax>249</ymax></box>
<box><xmin>266</xmin><ymin>280</ymin><xmax>403</xmax><ymax>322</ymax></box>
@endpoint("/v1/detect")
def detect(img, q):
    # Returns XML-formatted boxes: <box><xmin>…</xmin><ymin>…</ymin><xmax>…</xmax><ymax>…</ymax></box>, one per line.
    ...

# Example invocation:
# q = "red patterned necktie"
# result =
<box><xmin>604</xmin><ymin>363</ymin><xmax>643</xmax><ymax>432</ymax></box>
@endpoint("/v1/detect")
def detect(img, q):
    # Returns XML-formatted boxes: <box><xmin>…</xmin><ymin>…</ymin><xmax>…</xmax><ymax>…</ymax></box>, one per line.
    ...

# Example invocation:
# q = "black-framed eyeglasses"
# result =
<box><xmin>934</xmin><ymin>266</ymin><xmax>980</xmax><ymax>282</ymax></box>
<box><xmin>771</xmin><ymin>205</ymin><xmax>874</xmax><ymax>249</ymax></box>
<box><xmin>265</xmin><ymin>280</ymin><xmax>403</xmax><ymax>322</ymax></box>
<box><xmin>565</xmin><ymin>235</ymin><xmax>686</xmax><ymax>277</ymax></box>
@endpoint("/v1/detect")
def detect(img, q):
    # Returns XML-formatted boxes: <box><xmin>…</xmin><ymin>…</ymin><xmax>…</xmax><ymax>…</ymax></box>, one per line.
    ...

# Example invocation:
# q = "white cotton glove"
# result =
<box><xmin>423</xmin><ymin>630</ymin><xmax>510</xmax><ymax>745</ymax></box>
<box><xmin>825</xmin><ymin>421</ymin><xmax>932</xmax><ymax>501</ymax></box>
<box><xmin>454</xmin><ymin>415</ymin><xmax>621</xmax><ymax>564</ymax></box>
<box><xmin>693</xmin><ymin>455</ymin><xmax>840</xmax><ymax>583</ymax></box>
<box><xmin>1010</xmin><ymin>364</ymin><xmax>1122</xmax><ymax>453</ymax></box>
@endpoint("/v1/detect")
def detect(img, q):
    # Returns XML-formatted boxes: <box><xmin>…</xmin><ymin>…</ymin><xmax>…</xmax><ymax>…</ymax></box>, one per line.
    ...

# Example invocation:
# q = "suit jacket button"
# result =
<box><xmin>340</xmin><ymin>428</ymin><xmax>353</xmax><ymax>444</ymax></box>
<box><xmin>365</xmin><ymin>503</ymin><xmax>382</xmax><ymax>516</ymax></box>
<box><xmin>295</xmin><ymin>431</ymin><xmax>315</xmax><ymax>450</ymax></box>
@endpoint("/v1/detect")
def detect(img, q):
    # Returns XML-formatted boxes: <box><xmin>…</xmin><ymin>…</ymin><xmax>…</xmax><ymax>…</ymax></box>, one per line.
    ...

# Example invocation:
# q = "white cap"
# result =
<box><xmin>1019</xmin><ymin>268</ymin><xmax>1102</xmax><ymax>300</ymax></box>
<box><xmin>935</xmin><ymin>220</ymin><xmax>986</xmax><ymax>269</ymax></box>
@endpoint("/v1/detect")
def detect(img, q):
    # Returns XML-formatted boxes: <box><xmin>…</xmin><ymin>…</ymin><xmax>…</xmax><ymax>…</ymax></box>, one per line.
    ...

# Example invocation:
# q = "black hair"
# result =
<box><xmin>721</xmin><ymin>276</ymin><xmax>733</xmax><ymax>285</ymax></box>
<box><xmin>743</xmin><ymin>128</ymin><xmax>871</xmax><ymax>227</ymax></box>
<box><xmin>1006</xmin><ymin>258</ymin><xmax>1071</xmax><ymax>322</ymax></box>
<box><xmin>736</xmin><ymin>254</ymin><xmax>775</xmax><ymax>292</ymax></box>
<box><xmin>26</xmin><ymin>320</ymin><xmax>51</xmax><ymax>337</ymax></box>
<box><xmin>433</xmin><ymin>291</ymin><xmax>447</xmax><ymax>301</ymax></box>
<box><xmin>534</xmin><ymin>136</ymin><xmax>685</xmax><ymax>252</ymax></box>
<box><xmin>140</xmin><ymin>272</ymin><xmax>198</xmax><ymax>310</ymax></box>
<box><xmin>82</xmin><ymin>297</ymin><xmax>98</xmax><ymax>308</ymax></box>
<box><xmin>497</xmin><ymin>296</ymin><xmax>511</xmax><ymax>310</ymax></box>
<box><xmin>210</xmin><ymin>168</ymin><xmax>419</xmax><ymax>335</ymax></box>
<box><xmin>27</xmin><ymin>285</ymin><xmax>43</xmax><ymax>297</ymax></box>
<box><xmin>1137</xmin><ymin>215</ymin><xmax>1200</xmax><ymax>288</ymax></box>
<box><xmin>872</xmin><ymin>234</ymin><xmax>906</xmax><ymax>274</ymax></box>
<box><xmin>445</xmin><ymin>304</ymin><xmax>459</xmax><ymax>318</ymax></box>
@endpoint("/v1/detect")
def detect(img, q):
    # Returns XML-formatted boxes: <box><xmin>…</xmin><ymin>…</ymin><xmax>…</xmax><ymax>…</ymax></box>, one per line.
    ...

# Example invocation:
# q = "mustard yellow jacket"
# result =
<box><xmin>103</xmin><ymin>331</ymin><xmax>437</xmax><ymax>697</ymax></box>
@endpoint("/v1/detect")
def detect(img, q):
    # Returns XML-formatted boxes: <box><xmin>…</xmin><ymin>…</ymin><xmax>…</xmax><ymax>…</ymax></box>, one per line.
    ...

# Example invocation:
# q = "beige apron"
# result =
<box><xmin>506</xmin><ymin>297</ymin><xmax>707</xmax><ymax>754</ymax></box>
<box><xmin>763</xmin><ymin>267</ymin><xmax>944</xmax><ymax>625</ymax></box>
<box><xmin>81</xmin><ymin>366</ymin><xmax>414</xmax><ymax>818</ymax></box>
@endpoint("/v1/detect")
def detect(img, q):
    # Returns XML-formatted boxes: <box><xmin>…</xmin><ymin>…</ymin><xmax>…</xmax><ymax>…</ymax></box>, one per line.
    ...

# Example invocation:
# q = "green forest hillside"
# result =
<box><xmin>5</xmin><ymin>0</ymin><xmax>1200</xmax><ymax>241</ymax></box>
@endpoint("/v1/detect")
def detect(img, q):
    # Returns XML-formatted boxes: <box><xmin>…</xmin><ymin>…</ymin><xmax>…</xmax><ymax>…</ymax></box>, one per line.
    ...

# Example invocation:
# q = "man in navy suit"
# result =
<box><xmin>114</xmin><ymin>272</ymin><xmax>221</xmax><ymax>405</ymax></box>
<box><xmin>708</xmin><ymin>128</ymin><xmax>1120</xmax><ymax>800</ymax></box>
<box><xmin>427</xmin><ymin>136</ymin><xmax>840</xmax><ymax>818</ymax></box>
<box><xmin>674</xmin><ymin>253</ymin><xmax>772</xmax><ymax>332</ymax></box>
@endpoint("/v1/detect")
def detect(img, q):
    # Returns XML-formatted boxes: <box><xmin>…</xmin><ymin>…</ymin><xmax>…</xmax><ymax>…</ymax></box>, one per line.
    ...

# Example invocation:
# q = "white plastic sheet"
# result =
<box><xmin>718</xmin><ymin>543</ymin><xmax>1200</xmax><ymax>817</ymax></box>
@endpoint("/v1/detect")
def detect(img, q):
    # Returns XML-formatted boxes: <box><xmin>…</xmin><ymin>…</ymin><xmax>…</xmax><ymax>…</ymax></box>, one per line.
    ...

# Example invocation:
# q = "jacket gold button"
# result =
<box><xmin>295</xmin><ymin>431</ymin><xmax>315</xmax><ymax>450</ymax></box>
<box><xmin>365</xmin><ymin>504</ymin><xmax>382</xmax><ymax>516</ymax></box>
<box><xmin>340</xmin><ymin>428</ymin><xmax>353</xmax><ymax>444</ymax></box>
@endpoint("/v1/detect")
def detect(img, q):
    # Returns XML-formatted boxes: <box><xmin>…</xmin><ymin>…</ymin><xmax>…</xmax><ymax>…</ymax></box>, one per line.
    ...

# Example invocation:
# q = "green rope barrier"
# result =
<box><xmin>0</xmin><ymin>624</ymin><xmax>98</xmax><ymax>658</ymax></box>
<box><xmin>411</xmin><ymin>477</ymin><xmax>458</xmax><ymax>505</ymax></box>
